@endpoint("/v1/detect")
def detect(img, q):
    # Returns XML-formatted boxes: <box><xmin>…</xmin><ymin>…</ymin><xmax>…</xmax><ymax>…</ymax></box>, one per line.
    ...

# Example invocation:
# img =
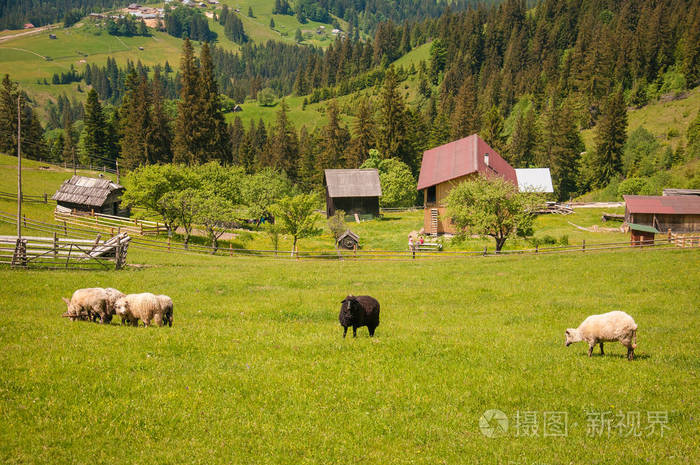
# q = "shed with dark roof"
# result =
<box><xmin>52</xmin><ymin>175</ymin><xmax>126</xmax><ymax>215</ymax></box>
<box><xmin>624</xmin><ymin>194</ymin><xmax>700</xmax><ymax>233</ymax></box>
<box><xmin>324</xmin><ymin>169</ymin><xmax>381</xmax><ymax>218</ymax></box>
<box><xmin>417</xmin><ymin>134</ymin><xmax>518</xmax><ymax>234</ymax></box>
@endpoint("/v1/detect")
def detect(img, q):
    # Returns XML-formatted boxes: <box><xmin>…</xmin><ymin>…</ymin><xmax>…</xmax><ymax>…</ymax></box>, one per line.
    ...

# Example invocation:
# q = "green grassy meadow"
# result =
<box><xmin>0</xmin><ymin>241</ymin><xmax>698</xmax><ymax>464</ymax></box>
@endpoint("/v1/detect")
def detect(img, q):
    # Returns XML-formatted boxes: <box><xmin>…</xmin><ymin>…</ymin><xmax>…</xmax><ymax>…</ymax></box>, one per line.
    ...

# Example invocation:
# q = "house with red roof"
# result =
<box><xmin>624</xmin><ymin>194</ymin><xmax>700</xmax><ymax>234</ymax></box>
<box><xmin>417</xmin><ymin>134</ymin><xmax>519</xmax><ymax>234</ymax></box>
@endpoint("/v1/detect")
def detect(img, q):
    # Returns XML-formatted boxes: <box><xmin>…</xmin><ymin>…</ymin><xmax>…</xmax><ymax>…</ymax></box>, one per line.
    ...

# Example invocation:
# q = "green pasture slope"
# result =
<box><xmin>0</xmin><ymin>239</ymin><xmax>698</xmax><ymax>463</ymax></box>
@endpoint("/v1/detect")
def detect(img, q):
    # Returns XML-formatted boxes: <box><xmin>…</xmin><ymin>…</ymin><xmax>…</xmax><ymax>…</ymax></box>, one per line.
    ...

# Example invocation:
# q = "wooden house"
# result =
<box><xmin>52</xmin><ymin>175</ymin><xmax>127</xmax><ymax>216</ymax></box>
<box><xmin>417</xmin><ymin>134</ymin><xmax>518</xmax><ymax>235</ymax></box>
<box><xmin>324</xmin><ymin>169</ymin><xmax>381</xmax><ymax>218</ymax></box>
<box><xmin>624</xmin><ymin>194</ymin><xmax>700</xmax><ymax>233</ymax></box>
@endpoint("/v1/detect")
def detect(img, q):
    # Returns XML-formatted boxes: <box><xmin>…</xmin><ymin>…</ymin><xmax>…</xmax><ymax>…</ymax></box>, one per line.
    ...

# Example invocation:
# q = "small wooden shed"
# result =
<box><xmin>628</xmin><ymin>223</ymin><xmax>658</xmax><ymax>246</ymax></box>
<box><xmin>324</xmin><ymin>169</ymin><xmax>382</xmax><ymax>218</ymax></box>
<box><xmin>337</xmin><ymin>230</ymin><xmax>359</xmax><ymax>250</ymax></box>
<box><xmin>52</xmin><ymin>175</ymin><xmax>126</xmax><ymax>215</ymax></box>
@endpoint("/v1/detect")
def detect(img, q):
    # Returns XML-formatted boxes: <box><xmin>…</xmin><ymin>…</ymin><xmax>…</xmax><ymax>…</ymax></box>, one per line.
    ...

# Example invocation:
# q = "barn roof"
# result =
<box><xmin>624</xmin><ymin>195</ymin><xmax>700</xmax><ymax>215</ymax></box>
<box><xmin>515</xmin><ymin>168</ymin><xmax>554</xmax><ymax>193</ymax></box>
<box><xmin>417</xmin><ymin>134</ymin><xmax>517</xmax><ymax>190</ymax></box>
<box><xmin>324</xmin><ymin>169</ymin><xmax>382</xmax><ymax>198</ymax></box>
<box><xmin>52</xmin><ymin>175</ymin><xmax>124</xmax><ymax>207</ymax></box>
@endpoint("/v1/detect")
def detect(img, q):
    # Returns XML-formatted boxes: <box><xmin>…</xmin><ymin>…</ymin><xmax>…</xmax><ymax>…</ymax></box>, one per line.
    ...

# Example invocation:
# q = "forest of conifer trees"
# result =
<box><xmin>1</xmin><ymin>0</ymin><xmax>699</xmax><ymax>201</ymax></box>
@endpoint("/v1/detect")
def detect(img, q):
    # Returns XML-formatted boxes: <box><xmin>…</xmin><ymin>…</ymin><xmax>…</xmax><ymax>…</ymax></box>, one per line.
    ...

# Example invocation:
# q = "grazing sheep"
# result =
<box><xmin>61</xmin><ymin>288</ymin><xmax>111</xmax><ymax>324</ymax></box>
<box><xmin>339</xmin><ymin>295</ymin><xmax>380</xmax><ymax>338</ymax></box>
<box><xmin>114</xmin><ymin>293</ymin><xmax>165</xmax><ymax>327</ymax></box>
<box><xmin>565</xmin><ymin>311</ymin><xmax>638</xmax><ymax>360</ymax></box>
<box><xmin>156</xmin><ymin>295</ymin><xmax>174</xmax><ymax>327</ymax></box>
<box><xmin>104</xmin><ymin>287</ymin><xmax>126</xmax><ymax>323</ymax></box>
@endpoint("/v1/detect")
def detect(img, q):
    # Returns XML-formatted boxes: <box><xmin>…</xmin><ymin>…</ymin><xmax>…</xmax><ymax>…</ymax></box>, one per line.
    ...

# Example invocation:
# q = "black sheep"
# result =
<box><xmin>339</xmin><ymin>295</ymin><xmax>380</xmax><ymax>338</ymax></box>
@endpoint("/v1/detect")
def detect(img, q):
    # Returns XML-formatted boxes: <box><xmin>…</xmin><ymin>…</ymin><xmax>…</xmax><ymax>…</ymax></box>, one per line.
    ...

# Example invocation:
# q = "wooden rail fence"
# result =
<box><xmin>0</xmin><ymin>233</ymin><xmax>130</xmax><ymax>270</ymax></box>
<box><xmin>1</xmin><ymin>211</ymin><xmax>698</xmax><ymax>262</ymax></box>
<box><xmin>54</xmin><ymin>208</ymin><xmax>168</xmax><ymax>236</ymax></box>
<box><xmin>0</xmin><ymin>190</ymin><xmax>50</xmax><ymax>203</ymax></box>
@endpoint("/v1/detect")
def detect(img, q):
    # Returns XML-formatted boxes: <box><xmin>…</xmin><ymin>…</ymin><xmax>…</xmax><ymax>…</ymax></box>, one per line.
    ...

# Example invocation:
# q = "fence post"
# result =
<box><xmin>582</xmin><ymin>240</ymin><xmax>586</xmax><ymax>252</ymax></box>
<box><xmin>115</xmin><ymin>236</ymin><xmax>122</xmax><ymax>270</ymax></box>
<box><xmin>43</xmin><ymin>193</ymin><xmax>47</xmax><ymax>203</ymax></box>
<box><xmin>229</xmin><ymin>241</ymin><xmax>232</xmax><ymax>257</ymax></box>
<box><xmin>168</xmin><ymin>235</ymin><xmax>171</xmax><ymax>252</ymax></box>
<box><xmin>483</xmin><ymin>246</ymin><xmax>487</xmax><ymax>256</ymax></box>
<box><xmin>535</xmin><ymin>244</ymin><xmax>538</xmax><ymax>254</ymax></box>
<box><xmin>63</xmin><ymin>220</ymin><xmax>68</xmax><ymax>237</ymax></box>
<box><xmin>53</xmin><ymin>232</ymin><xmax>58</xmax><ymax>259</ymax></box>
<box><xmin>23</xmin><ymin>214</ymin><xmax>26</xmax><ymax>227</ymax></box>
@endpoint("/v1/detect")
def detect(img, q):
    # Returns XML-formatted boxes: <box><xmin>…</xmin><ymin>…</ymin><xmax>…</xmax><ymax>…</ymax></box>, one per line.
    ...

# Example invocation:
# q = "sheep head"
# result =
<box><xmin>565</xmin><ymin>328</ymin><xmax>581</xmax><ymax>346</ymax></box>
<box><xmin>114</xmin><ymin>297</ymin><xmax>129</xmax><ymax>316</ymax></box>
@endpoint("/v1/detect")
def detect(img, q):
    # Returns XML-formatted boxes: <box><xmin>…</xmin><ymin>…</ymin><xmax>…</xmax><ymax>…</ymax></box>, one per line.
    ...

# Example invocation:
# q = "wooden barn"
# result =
<box><xmin>623</xmin><ymin>194</ymin><xmax>700</xmax><ymax>233</ymax></box>
<box><xmin>417</xmin><ymin>134</ymin><xmax>518</xmax><ymax>235</ymax></box>
<box><xmin>52</xmin><ymin>175</ymin><xmax>127</xmax><ymax>216</ymax></box>
<box><xmin>324</xmin><ymin>169</ymin><xmax>382</xmax><ymax>218</ymax></box>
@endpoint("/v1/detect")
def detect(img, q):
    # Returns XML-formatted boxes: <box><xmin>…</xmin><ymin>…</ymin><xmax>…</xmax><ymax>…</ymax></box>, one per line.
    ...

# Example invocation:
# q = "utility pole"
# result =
<box><xmin>17</xmin><ymin>94</ymin><xmax>22</xmax><ymax>238</ymax></box>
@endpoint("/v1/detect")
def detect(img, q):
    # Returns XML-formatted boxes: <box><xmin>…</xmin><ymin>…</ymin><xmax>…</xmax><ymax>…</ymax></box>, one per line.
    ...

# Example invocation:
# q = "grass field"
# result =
<box><xmin>0</xmin><ymin>240</ymin><xmax>698</xmax><ymax>464</ymax></box>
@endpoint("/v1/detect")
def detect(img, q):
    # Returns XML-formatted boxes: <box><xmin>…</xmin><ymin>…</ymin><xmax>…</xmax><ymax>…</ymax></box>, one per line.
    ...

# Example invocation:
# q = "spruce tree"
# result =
<box><xmin>198</xmin><ymin>42</ymin><xmax>232</xmax><ymax>163</ymax></box>
<box><xmin>119</xmin><ymin>70</ymin><xmax>150</xmax><ymax>169</ymax></box>
<box><xmin>593</xmin><ymin>88</ymin><xmax>628</xmax><ymax>186</ymax></box>
<box><xmin>507</xmin><ymin>107</ymin><xmax>538</xmax><ymax>167</ymax></box>
<box><xmin>348</xmin><ymin>97</ymin><xmax>376</xmax><ymax>167</ymax></box>
<box><xmin>481</xmin><ymin>105</ymin><xmax>506</xmax><ymax>154</ymax></box>
<box><xmin>83</xmin><ymin>88</ymin><xmax>109</xmax><ymax>163</ymax></box>
<box><xmin>536</xmin><ymin>95</ymin><xmax>584</xmax><ymax>201</ymax></box>
<box><xmin>451</xmin><ymin>74</ymin><xmax>480</xmax><ymax>140</ymax></box>
<box><xmin>173</xmin><ymin>38</ymin><xmax>201</xmax><ymax>164</ymax></box>
<box><xmin>149</xmin><ymin>67</ymin><xmax>173</xmax><ymax>163</ymax></box>
<box><xmin>377</xmin><ymin>66</ymin><xmax>409</xmax><ymax>163</ymax></box>
<box><xmin>265</xmin><ymin>100</ymin><xmax>298</xmax><ymax>180</ymax></box>
<box><xmin>316</xmin><ymin>101</ymin><xmax>350</xmax><ymax>170</ymax></box>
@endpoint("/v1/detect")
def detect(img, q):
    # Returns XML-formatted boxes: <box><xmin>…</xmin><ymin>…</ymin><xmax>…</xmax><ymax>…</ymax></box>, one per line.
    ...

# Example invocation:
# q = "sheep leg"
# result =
<box><xmin>342</xmin><ymin>327</ymin><xmax>348</xmax><ymax>338</ymax></box>
<box><xmin>352</xmin><ymin>326</ymin><xmax>357</xmax><ymax>338</ymax></box>
<box><xmin>627</xmin><ymin>346</ymin><xmax>635</xmax><ymax>361</ymax></box>
<box><xmin>368</xmin><ymin>326</ymin><xmax>376</xmax><ymax>337</ymax></box>
<box><xmin>131</xmin><ymin>318</ymin><xmax>139</xmax><ymax>327</ymax></box>
<box><xmin>153</xmin><ymin>313</ymin><xmax>163</xmax><ymax>327</ymax></box>
<box><xmin>587</xmin><ymin>344</ymin><xmax>594</xmax><ymax>357</ymax></box>
<box><xmin>599</xmin><ymin>343</ymin><xmax>604</xmax><ymax>356</ymax></box>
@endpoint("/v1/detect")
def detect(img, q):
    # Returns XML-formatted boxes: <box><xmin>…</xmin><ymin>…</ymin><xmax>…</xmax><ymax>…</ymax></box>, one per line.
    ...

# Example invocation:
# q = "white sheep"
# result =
<box><xmin>104</xmin><ymin>287</ymin><xmax>126</xmax><ymax>322</ymax></box>
<box><xmin>565</xmin><ymin>311</ymin><xmax>638</xmax><ymax>360</ymax></box>
<box><xmin>114</xmin><ymin>293</ymin><xmax>165</xmax><ymax>327</ymax></box>
<box><xmin>62</xmin><ymin>288</ymin><xmax>111</xmax><ymax>323</ymax></box>
<box><xmin>156</xmin><ymin>295</ymin><xmax>174</xmax><ymax>327</ymax></box>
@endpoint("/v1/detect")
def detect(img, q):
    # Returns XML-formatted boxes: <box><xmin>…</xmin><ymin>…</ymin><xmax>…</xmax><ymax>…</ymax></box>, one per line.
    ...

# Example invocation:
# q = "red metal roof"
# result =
<box><xmin>624</xmin><ymin>195</ymin><xmax>700</xmax><ymax>214</ymax></box>
<box><xmin>416</xmin><ymin>134</ymin><xmax>517</xmax><ymax>190</ymax></box>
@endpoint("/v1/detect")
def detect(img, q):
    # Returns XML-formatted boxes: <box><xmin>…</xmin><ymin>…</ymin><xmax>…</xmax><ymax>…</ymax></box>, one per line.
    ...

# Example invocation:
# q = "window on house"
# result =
<box><xmin>426</xmin><ymin>185</ymin><xmax>436</xmax><ymax>203</ymax></box>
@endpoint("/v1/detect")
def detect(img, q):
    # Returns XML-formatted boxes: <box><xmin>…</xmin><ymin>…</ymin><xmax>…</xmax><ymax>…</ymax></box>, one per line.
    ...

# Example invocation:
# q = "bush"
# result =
<box><xmin>559</xmin><ymin>234</ymin><xmax>569</xmax><ymax>246</ymax></box>
<box><xmin>618</xmin><ymin>177</ymin><xmax>651</xmax><ymax>196</ymax></box>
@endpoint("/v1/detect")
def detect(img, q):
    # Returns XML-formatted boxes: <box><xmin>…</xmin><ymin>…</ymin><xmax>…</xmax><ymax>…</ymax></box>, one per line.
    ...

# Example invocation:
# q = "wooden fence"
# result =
<box><xmin>54</xmin><ymin>208</ymin><xmax>168</xmax><ymax>236</ymax></box>
<box><xmin>0</xmin><ymin>190</ymin><xmax>51</xmax><ymax>204</ymax></box>
<box><xmin>0</xmin><ymin>233</ymin><xmax>130</xmax><ymax>270</ymax></box>
<box><xmin>1</xmin><ymin>211</ymin><xmax>699</xmax><ymax>262</ymax></box>
<box><xmin>668</xmin><ymin>231</ymin><xmax>700</xmax><ymax>248</ymax></box>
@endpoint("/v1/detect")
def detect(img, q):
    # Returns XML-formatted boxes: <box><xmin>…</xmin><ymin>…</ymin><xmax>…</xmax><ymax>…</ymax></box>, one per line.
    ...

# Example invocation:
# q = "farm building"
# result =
<box><xmin>662</xmin><ymin>188</ymin><xmax>700</xmax><ymax>197</ymax></box>
<box><xmin>52</xmin><ymin>175</ymin><xmax>127</xmax><ymax>216</ymax></box>
<box><xmin>624</xmin><ymin>194</ymin><xmax>700</xmax><ymax>233</ymax></box>
<box><xmin>324</xmin><ymin>169</ymin><xmax>382</xmax><ymax>218</ymax></box>
<box><xmin>417</xmin><ymin>134</ymin><xmax>519</xmax><ymax>234</ymax></box>
<box><xmin>514</xmin><ymin>168</ymin><xmax>554</xmax><ymax>193</ymax></box>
